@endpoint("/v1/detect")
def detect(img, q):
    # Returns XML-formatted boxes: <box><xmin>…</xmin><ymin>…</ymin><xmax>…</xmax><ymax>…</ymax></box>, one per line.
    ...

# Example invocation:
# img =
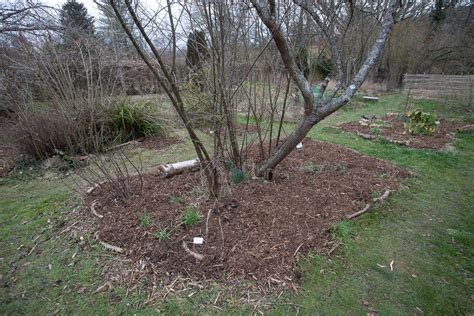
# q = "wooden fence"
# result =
<box><xmin>403</xmin><ymin>74</ymin><xmax>473</xmax><ymax>104</ymax></box>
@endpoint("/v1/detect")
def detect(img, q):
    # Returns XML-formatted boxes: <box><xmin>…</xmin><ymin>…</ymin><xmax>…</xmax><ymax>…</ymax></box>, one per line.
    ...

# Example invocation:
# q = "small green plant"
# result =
<box><xmin>331</xmin><ymin>220</ymin><xmax>355</xmax><ymax>241</ymax></box>
<box><xmin>302</xmin><ymin>163</ymin><xmax>322</xmax><ymax>174</ymax></box>
<box><xmin>224</xmin><ymin>159</ymin><xmax>233</xmax><ymax>171</ymax></box>
<box><xmin>369</xmin><ymin>127</ymin><xmax>382</xmax><ymax>135</ymax></box>
<box><xmin>169</xmin><ymin>195</ymin><xmax>184</xmax><ymax>205</ymax></box>
<box><xmin>140</xmin><ymin>212</ymin><xmax>151</xmax><ymax>228</ymax></box>
<box><xmin>155</xmin><ymin>228</ymin><xmax>169</xmax><ymax>241</ymax></box>
<box><xmin>231</xmin><ymin>168</ymin><xmax>245</xmax><ymax>184</ymax></box>
<box><xmin>404</xmin><ymin>109</ymin><xmax>437</xmax><ymax>136</ymax></box>
<box><xmin>182</xmin><ymin>207</ymin><xmax>199</xmax><ymax>227</ymax></box>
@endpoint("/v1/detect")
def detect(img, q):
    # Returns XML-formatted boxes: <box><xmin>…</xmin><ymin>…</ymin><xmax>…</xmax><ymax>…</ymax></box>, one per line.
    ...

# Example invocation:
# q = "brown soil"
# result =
<box><xmin>133</xmin><ymin>136</ymin><xmax>179</xmax><ymax>150</ymax></box>
<box><xmin>85</xmin><ymin>140</ymin><xmax>409</xmax><ymax>286</ymax></box>
<box><xmin>339</xmin><ymin>115</ymin><xmax>466</xmax><ymax>149</ymax></box>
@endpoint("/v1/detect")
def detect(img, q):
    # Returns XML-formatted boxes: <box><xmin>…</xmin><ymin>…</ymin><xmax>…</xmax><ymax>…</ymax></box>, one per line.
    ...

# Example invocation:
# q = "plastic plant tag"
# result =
<box><xmin>193</xmin><ymin>237</ymin><xmax>204</xmax><ymax>244</ymax></box>
<box><xmin>296</xmin><ymin>142</ymin><xmax>303</xmax><ymax>149</ymax></box>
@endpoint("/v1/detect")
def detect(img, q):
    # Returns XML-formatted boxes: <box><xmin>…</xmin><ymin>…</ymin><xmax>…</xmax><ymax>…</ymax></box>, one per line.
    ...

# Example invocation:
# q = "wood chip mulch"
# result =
<box><xmin>339</xmin><ymin>115</ymin><xmax>466</xmax><ymax>149</ymax></box>
<box><xmin>133</xmin><ymin>136</ymin><xmax>180</xmax><ymax>150</ymax></box>
<box><xmin>85</xmin><ymin>139</ymin><xmax>409</xmax><ymax>286</ymax></box>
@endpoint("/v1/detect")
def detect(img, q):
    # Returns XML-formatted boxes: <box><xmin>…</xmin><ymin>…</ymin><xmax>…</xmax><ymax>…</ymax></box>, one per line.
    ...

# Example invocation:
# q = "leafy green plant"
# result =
<box><xmin>139</xmin><ymin>212</ymin><xmax>151</xmax><ymax>228</ymax></box>
<box><xmin>182</xmin><ymin>207</ymin><xmax>199</xmax><ymax>227</ymax></box>
<box><xmin>404</xmin><ymin>109</ymin><xmax>437</xmax><ymax>136</ymax></box>
<box><xmin>155</xmin><ymin>228</ymin><xmax>169</xmax><ymax>241</ymax></box>
<box><xmin>231</xmin><ymin>169</ymin><xmax>245</xmax><ymax>184</ymax></box>
<box><xmin>109</xmin><ymin>99</ymin><xmax>161</xmax><ymax>143</ymax></box>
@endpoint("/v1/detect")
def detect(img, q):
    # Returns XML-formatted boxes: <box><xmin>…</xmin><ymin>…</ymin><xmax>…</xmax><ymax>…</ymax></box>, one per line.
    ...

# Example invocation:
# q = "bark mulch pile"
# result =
<box><xmin>339</xmin><ymin>114</ymin><xmax>466</xmax><ymax>149</ymax></box>
<box><xmin>85</xmin><ymin>139</ymin><xmax>409</xmax><ymax>287</ymax></box>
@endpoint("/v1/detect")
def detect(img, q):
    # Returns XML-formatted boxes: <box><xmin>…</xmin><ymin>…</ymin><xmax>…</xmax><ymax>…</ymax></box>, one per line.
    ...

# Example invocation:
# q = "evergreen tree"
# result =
<box><xmin>60</xmin><ymin>0</ymin><xmax>95</xmax><ymax>44</ymax></box>
<box><xmin>186</xmin><ymin>30</ymin><xmax>209</xmax><ymax>70</ymax></box>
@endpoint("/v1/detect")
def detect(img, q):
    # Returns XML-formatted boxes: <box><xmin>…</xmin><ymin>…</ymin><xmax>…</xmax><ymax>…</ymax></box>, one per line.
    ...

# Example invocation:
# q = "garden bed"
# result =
<box><xmin>339</xmin><ymin>114</ymin><xmax>466</xmax><ymax>149</ymax></box>
<box><xmin>84</xmin><ymin>140</ymin><xmax>409</xmax><ymax>289</ymax></box>
<box><xmin>133</xmin><ymin>136</ymin><xmax>179</xmax><ymax>150</ymax></box>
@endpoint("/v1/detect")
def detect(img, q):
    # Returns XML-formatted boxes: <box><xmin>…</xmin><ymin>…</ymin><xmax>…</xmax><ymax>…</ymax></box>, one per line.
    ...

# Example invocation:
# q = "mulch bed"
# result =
<box><xmin>339</xmin><ymin>114</ymin><xmax>466</xmax><ymax>149</ymax></box>
<box><xmin>85</xmin><ymin>139</ymin><xmax>409</xmax><ymax>287</ymax></box>
<box><xmin>133</xmin><ymin>136</ymin><xmax>179</xmax><ymax>150</ymax></box>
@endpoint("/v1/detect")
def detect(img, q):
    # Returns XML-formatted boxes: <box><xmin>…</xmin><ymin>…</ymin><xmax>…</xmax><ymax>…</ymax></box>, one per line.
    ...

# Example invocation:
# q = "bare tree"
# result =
<box><xmin>109</xmin><ymin>0</ymin><xmax>221</xmax><ymax>197</ymax></box>
<box><xmin>108</xmin><ymin>0</ymin><xmax>401</xmax><ymax>190</ymax></box>
<box><xmin>0</xmin><ymin>0</ymin><xmax>58</xmax><ymax>34</ymax></box>
<box><xmin>249</xmin><ymin>0</ymin><xmax>400</xmax><ymax>177</ymax></box>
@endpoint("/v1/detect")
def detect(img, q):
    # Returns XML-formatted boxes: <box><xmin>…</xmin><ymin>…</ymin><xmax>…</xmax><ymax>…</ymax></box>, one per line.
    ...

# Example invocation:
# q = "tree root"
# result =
<box><xmin>346</xmin><ymin>189</ymin><xmax>392</xmax><ymax>219</ymax></box>
<box><xmin>182</xmin><ymin>241</ymin><xmax>205</xmax><ymax>260</ymax></box>
<box><xmin>373</xmin><ymin>189</ymin><xmax>390</xmax><ymax>203</ymax></box>
<box><xmin>90</xmin><ymin>200</ymin><xmax>103</xmax><ymax>219</ymax></box>
<box><xmin>95</xmin><ymin>232</ymin><xmax>124</xmax><ymax>253</ymax></box>
<box><xmin>346</xmin><ymin>203</ymin><xmax>371</xmax><ymax>219</ymax></box>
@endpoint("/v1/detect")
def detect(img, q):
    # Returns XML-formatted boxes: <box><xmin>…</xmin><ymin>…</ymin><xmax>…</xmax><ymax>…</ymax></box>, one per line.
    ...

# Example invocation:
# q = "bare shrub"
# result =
<box><xmin>77</xmin><ymin>148</ymin><xmax>143</xmax><ymax>200</ymax></box>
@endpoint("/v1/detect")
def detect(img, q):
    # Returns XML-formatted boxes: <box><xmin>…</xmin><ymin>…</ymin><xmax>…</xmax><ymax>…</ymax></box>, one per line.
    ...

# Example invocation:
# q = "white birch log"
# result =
<box><xmin>159</xmin><ymin>158</ymin><xmax>200</xmax><ymax>177</ymax></box>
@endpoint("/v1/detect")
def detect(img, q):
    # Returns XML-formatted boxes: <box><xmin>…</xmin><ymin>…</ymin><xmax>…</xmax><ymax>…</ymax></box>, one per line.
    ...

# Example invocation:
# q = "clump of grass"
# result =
<box><xmin>182</xmin><ymin>207</ymin><xmax>199</xmax><ymax>227</ymax></box>
<box><xmin>231</xmin><ymin>169</ymin><xmax>246</xmax><ymax>184</ymax></box>
<box><xmin>109</xmin><ymin>99</ymin><xmax>162</xmax><ymax>143</ymax></box>
<box><xmin>331</xmin><ymin>220</ymin><xmax>355</xmax><ymax>241</ymax></box>
<box><xmin>155</xmin><ymin>228</ymin><xmax>169</xmax><ymax>241</ymax></box>
<box><xmin>139</xmin><ymin>212</ymin><xmax>151</xmax><ymax>228</ymax></box>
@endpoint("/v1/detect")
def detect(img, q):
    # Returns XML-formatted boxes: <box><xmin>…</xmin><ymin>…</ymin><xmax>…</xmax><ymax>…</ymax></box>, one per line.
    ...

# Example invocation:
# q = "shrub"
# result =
<box><xmin>12</xmin><ymin>100</ymin><xmax>111</xmax><ymax>159</ymax></box>
<box><xmin>109</xmin><ymin>99</ymin><xmax>161</xmax><ymax>143</ymax></box>
<box><xmin>182</xmin><ymin>207</ymin><xmax>199</xmax><ymax>227</ymax></box>
<box><xmin>404</xmin><ymin>109</ymin><xmax>437</xmax><ymax>136</ymax></box>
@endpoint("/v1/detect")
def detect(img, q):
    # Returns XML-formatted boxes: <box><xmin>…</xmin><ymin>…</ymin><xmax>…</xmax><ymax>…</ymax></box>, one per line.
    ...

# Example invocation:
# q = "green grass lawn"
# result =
<box><xmin>1</xmin><ymin>94</ymin><xmax>473</xmax><ymax>314</ymax></box>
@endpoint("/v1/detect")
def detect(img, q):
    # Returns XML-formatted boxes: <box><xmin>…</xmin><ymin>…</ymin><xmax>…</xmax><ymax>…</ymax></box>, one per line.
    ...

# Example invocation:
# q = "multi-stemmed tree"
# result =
<box><xmin>107</xmin><ymin>0</ymin><xmax>401</xmax><ymax>195</ymax></box>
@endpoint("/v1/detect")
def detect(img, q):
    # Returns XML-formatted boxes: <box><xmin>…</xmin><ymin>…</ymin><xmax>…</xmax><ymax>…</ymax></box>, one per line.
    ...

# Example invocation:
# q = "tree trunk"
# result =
<box><xmin>251</xmin><ymin>0</ymin><xmax>398</xmax><ymax>178</ymax></box>
<box><xmin>255</xmin><ymin>115</ymin><xmax>316</xmax><ymax>177</ymax></box>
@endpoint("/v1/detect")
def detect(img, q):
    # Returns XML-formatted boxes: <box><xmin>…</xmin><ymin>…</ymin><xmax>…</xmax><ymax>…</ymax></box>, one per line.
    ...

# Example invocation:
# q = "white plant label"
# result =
<box><xmin>193</xmin><ymin>237</ymin><xmax>204</xmax><ymax>244</ymax></box>
<box><xmin>296</xmin><ymin>142</ymin><xmax>303</xmax><ymax>149</ymax></box>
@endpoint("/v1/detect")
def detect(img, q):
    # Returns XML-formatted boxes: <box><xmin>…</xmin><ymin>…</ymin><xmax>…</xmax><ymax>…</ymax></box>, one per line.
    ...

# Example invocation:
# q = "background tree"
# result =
<box><xmin>60</xmin><ymin>0</ymin><xmax>95</xmax><ymax>46</ymax></box>
<box><xmin>186</xmin><ymin>29</ymin><xmax>209</xmax><ymax>88</ymax></box>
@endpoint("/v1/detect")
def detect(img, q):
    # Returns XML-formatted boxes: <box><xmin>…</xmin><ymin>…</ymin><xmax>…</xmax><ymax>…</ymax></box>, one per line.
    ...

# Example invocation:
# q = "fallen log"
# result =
<box><xmin>357</xmin><ymin>131</ymin><xmax>377</xmax><ymax>140</ymax></box>
<box><xmin>362</xmin><ymin>96</ymin><xmax>379</xmax><ymax>102</ymax></box>
<box><xmin>159</xmin><ymin>158</ymin><xmax>200</xmax><ymax>177</ymax></box>
<box><xmin>456</xmin><ymin>124</ymin><xmax>474</xmax><ymax>133</ymax></box>
<box><xmin>384</xmin><ymin>138</ymin><xmax>410</xmax><ymax>146</ymax></box>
